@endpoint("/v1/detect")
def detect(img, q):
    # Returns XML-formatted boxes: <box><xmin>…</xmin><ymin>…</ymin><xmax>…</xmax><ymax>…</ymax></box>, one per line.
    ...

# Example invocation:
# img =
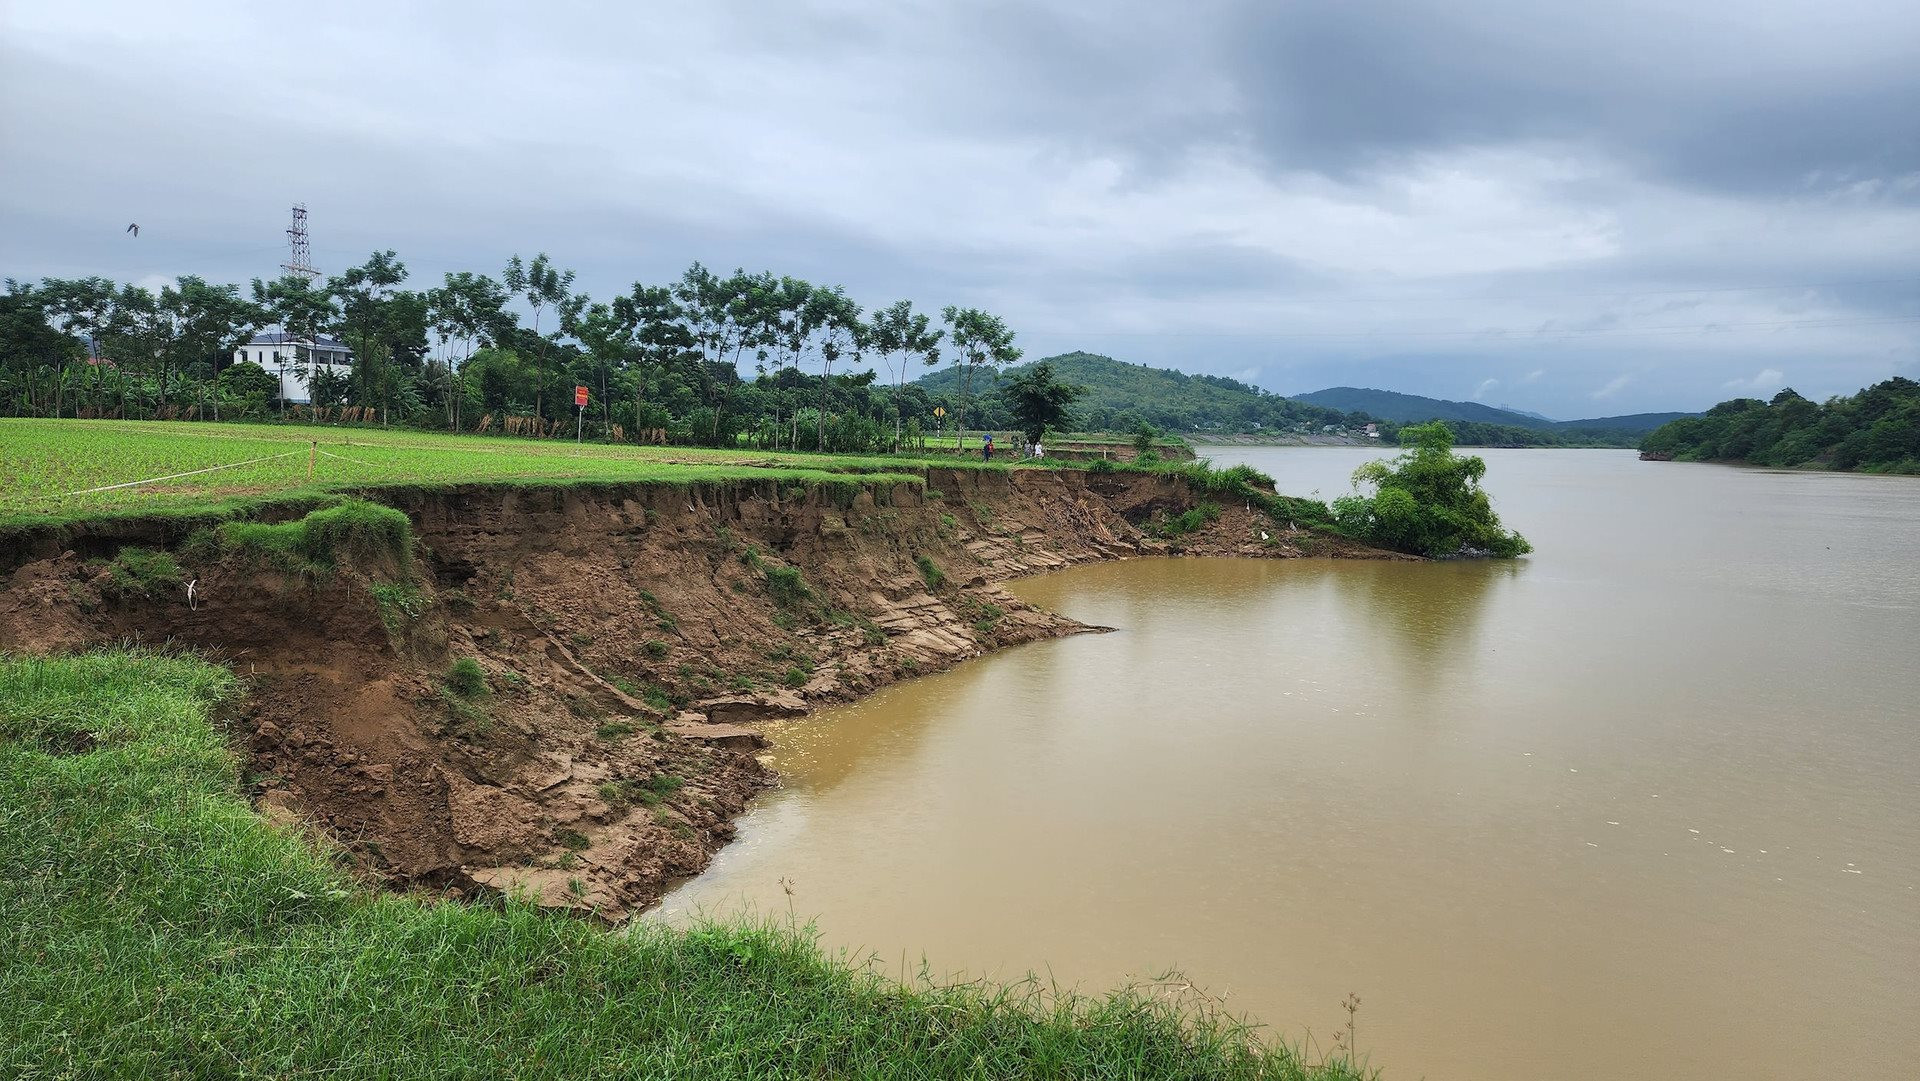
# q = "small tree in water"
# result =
<box><xmin>1333</xmin><ymin>421</ymin><xmax>1532</xmax><ymax>558</ymax></box>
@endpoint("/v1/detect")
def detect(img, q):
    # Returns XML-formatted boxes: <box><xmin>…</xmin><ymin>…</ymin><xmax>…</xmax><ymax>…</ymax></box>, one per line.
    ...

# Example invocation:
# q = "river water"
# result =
<box><xmin>657</xmin><ymin>449</ymin><xmax>1920</xmax><ymax>1080</ymax></box>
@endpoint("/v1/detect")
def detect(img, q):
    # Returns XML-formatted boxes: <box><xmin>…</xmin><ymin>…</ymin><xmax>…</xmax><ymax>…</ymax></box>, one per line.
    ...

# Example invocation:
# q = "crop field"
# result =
<box><xmin>0</xmin><ymin>419</ymin><xmax>1015</xmax><ymax>529</ymax></box>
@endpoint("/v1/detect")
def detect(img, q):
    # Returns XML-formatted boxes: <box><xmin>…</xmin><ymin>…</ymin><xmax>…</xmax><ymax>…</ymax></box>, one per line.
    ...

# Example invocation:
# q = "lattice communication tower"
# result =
<box><xmin>280</xmin><ymin>204</ymin><xmax>319</xmax><ymax>282</ymax></box>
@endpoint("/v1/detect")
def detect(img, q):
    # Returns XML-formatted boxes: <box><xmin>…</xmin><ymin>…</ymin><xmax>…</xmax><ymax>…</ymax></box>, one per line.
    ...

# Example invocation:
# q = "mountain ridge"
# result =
<box><xmin>1292</xmin><ymin>386</ymin><xmax>1691</xmax><ymax>433</ymax></box>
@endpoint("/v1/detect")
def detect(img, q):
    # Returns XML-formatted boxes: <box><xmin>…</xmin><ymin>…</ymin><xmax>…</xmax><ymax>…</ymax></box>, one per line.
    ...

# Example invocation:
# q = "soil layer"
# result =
<box><xmin>0</xmin><ymin>467</ymin><xmax>1393</xmax><ymax>917</ymax></box>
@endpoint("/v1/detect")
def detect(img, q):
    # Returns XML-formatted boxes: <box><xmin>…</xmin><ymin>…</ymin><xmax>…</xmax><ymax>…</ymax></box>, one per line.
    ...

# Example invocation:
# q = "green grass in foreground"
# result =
<box><xmin>0</xmin><ymin>419</ymin><xmax>1055</xmax><ymax>529</ymax></box>
<box><xmin>0</xmin><ymin>650</ymin><xmax>1372</xmax><ymax>1080</ymax></box>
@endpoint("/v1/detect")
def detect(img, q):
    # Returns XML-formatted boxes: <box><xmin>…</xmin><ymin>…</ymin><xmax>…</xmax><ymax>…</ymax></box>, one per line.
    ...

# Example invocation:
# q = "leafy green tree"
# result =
<box><xmin>156</xmin><ymin>277</ymin><xmax>263</xmax><ymax>419</ymax></box>
<box><xmin>502</xmin><ymin>253</ymin><xmax>575</xmax><ymax>424</ymax></box>
<box><xmin>807</xmin><ymin>285</ymin><xmax>861</xmax><ymax>450</ymax></box>
<box><xmin>328</xmin><ymin>252</ymin><xmax>429</xmax><ymax>425</ymax></box>
<box><xmin>867</xmin><ymin>300</ymin><xmax>944</xmax><ymax>449</ymax></box>
<box><xmin>428</xmin><ymin>272</ymin><xmax>510</xmax><ymax>430</ymax></box>
<box><xmin>1004</xmin><ymin>359</ymin><xmax>1086</xmax><ymax>445</ymax></box>
<box><xmin>33</xmin><ymin>277</ymin><xmax>116</xmax><ymax>418</ymax></box>
<box><xmin>939</xmin><ymin>306</ymin><xmax>1021</xmax><ymax>447</ymax></box>
<box><xmin>1333</xmin><ymin>421</ymin><xmax>1532</xmax><ymax>558</ymax></box>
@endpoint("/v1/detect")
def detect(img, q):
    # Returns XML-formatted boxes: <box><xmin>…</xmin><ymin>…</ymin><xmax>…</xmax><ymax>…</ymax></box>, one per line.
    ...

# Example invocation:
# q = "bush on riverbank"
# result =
<box><xmin>0</xmin><ymin>649</ymin><xmax>1374</xmax><ymax>1080</ymax></box>
<box><xmin>1331</xmin><ymin>422</ymin><xmax>1531</xmax><ymax>558</ymax></box>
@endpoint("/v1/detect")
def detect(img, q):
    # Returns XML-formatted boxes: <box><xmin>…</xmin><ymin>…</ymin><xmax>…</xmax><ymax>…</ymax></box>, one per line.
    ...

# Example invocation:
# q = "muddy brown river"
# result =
<box><xmin>657</xmin><ymin>448</ymin><xmax>1920</xmax><ymax>1080</ymax></box>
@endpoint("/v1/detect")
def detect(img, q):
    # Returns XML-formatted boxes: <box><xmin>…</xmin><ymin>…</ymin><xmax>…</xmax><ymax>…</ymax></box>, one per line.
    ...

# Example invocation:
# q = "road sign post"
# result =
<box><xmin>574</xmin><ymin>385</ymin><xmax>588</xmax><ymax>445</ymax></box>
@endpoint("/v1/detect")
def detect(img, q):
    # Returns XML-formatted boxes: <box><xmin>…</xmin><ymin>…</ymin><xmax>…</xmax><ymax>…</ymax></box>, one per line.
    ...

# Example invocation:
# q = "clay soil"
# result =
<box><xmin>0</xmin><ymin>467</ymin><xmax>1394</xmax><ymax>918</ymax></box>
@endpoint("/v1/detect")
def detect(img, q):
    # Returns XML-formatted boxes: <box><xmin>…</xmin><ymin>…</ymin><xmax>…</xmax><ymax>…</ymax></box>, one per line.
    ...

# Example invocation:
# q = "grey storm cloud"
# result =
<box><xmin>2</xmin><ymin>0</ymin><xmax>1917</xmax><ymax>418</ymax></box>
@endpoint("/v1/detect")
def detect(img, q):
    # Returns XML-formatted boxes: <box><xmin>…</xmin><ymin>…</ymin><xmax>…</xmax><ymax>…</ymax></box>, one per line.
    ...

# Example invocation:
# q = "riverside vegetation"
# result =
<box><xmin>1639</xmin><ymin>377</ymin><xmax>1920</xmax><ymax>473</ymax></box>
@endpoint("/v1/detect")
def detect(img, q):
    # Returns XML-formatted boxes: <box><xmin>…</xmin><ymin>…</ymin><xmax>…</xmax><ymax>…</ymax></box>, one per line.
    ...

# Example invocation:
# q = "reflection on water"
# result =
<box><xmin>657</xmin><ymin>450</ymin><xmax>1920</xmax><ymax>1081</ymax></box>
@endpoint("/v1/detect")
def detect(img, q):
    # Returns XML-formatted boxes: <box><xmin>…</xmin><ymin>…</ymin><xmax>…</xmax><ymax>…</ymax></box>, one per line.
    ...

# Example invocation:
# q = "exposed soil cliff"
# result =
<box><xmin>0</xmin><ymin>467</ymin><xmax>1390</xmax><ymax>917</ymax></box>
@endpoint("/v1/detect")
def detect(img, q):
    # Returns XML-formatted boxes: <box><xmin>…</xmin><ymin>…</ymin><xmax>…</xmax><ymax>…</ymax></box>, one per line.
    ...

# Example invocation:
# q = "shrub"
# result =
<box><xmin>763</xmin><ymin>564</ymin><xmax>811</xmax><ymax>608</ymax></box>
<box><xmin>446</xmin><ymin>657</ymin><xmax>488</xmax><ymax>698</ymax></box>
<box><xmin>644</xmin><ymin>640</ymin><xmax>669</xmax><ymax>660</ymax></box>
<box><xmin>1332</xmin><ymin>421</ymin><xmax>1532</xmax><ymax>558</ymax></box>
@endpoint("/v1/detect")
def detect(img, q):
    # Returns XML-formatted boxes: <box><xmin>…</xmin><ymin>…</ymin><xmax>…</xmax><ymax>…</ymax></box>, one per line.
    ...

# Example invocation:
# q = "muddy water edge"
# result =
<box><xmin>658</xmin><ymin>449</ymin><xmax>1920</xmax><ymax>1081</ymax></box>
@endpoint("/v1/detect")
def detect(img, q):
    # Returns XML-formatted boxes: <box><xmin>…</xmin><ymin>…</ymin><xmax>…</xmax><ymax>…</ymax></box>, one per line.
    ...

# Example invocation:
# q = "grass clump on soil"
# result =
<box><xmin>99</xmin><ymin>546</ymin><xmax>183</xmax><ymax>599</ymax></box>
<box><xmin>217</xmin><ymin>499</ymin><xmax>413</xmax><ymax>576</ymax></box>
<box><xmin>0</xmin><ymin>648</ymin><xmax>1377</xmax><ymax>1081</ymax></box>
<box><xmin>368</xmin><ymin>581</ymin><xmax>425</xmax><ymax>635</ymax></box>
<box><xmin>1149</xmin><ymin>502</ymin><xmax>1222</xmax><ymax>539</ymax></box>
<box><xmin>742</xmin><ymin>546</ymin><xmax>816</xmax><ymax>613</ymax></box>
<box><xmin>445</xmin><ymin>657</ymin><xmax>488</xmax><ymax>699</ymax></box>
<box><xmin>916</xmin><ymin>554</ymin><xmax>946</xmax><ymax>591</ymax></box>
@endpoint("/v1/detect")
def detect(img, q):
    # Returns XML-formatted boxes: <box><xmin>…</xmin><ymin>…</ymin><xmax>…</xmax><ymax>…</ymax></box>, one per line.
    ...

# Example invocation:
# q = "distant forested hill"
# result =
<box><xmin>1292</xmin><ymin>387</ymin><xmax>1689</xmax><ymax>434</ymax></box>
<box><xmin>915</xmin><ymin>351</ymin><xmax>1368</xmax><ymax>433</ymax></box>
<box><xmin>1640</xmin><ymin>378</ymin><xmax>1920</xmax><ymax>473</ymax></box>
<box><xmin>1292</xmin><ymin>387</ymin><xmax>1543</xmax><ymax>426</ymax></box>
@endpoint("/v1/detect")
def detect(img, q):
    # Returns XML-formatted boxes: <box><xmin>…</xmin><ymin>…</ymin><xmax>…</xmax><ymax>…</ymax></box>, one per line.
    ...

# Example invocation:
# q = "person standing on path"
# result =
<box><xmin>982</xmin><ymin>433</ymin><xmax>994</xmax><ymax>462</ymax></box>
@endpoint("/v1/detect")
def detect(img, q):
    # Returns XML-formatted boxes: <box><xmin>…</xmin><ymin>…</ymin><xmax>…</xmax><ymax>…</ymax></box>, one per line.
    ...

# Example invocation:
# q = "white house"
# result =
<box><xmin>233</xmin><ymin>333</ymin><xmax>353</xmax><ymax>404</ymax></box>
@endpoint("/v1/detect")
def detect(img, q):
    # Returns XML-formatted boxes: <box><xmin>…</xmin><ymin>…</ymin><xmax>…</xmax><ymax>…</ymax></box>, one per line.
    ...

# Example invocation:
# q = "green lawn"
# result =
<box><xmin>0</xmin><ymin>649</ymin><xmax>1371</xmax><ymax>1080</ymax></box>
<box><xmin>0</xmin><ymin>419</ymin><xmax>1038</xmax><ymax>529</ymax></box>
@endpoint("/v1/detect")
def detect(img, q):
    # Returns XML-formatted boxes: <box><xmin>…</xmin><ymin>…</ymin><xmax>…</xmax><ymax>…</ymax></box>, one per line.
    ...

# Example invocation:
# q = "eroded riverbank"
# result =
<box><xmin>0</xmin><ymin>466</ymin><xmax>1391</xmax><ymax>916</ymax></box>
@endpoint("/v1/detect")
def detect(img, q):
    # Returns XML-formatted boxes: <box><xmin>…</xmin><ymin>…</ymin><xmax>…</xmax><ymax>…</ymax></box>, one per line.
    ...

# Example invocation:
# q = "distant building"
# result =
<box><xmin>1364</xmin><ymin>423</ymin><xmax>1380</xmax><ymax>438</ymax></box>
<box><xmin>234</xmin><ymin>333</ymin><xmax>353</xmax><ymax>404</ymax></box>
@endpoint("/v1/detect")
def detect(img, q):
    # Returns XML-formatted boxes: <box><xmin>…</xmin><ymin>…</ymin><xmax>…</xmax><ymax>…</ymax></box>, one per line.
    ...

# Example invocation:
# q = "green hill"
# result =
<box><xmin>1292</xmin><ymin>387</ymin><xmax>1689</xmax><ymax>434</ymax></box>
<box><xmin>1640</xmin><ymin>378</ymin><xmax>1920</xmax><ymax>473</ymax></box>
<box><xmin>915</xmin><ymin>351</ymin><xmax>1368</xmax><ymax>434</ymax></box>
<box><xmin>1561</xmin><ymin>411</ymin><xmax>1695</xmax><ymax>433</ymax></box>
<box><xmin>1292</xmin><ymin>387</ymin><xmax>1542</xmax><ymax>427</ymax></box>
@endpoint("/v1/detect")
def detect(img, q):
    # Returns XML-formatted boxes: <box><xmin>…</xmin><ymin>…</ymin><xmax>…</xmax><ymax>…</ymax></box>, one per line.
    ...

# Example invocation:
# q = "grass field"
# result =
<box><xmin>0</xmin><ymin>649</ymin><xmax>1371</xmax><ymax>1080</ymax></box>
<box><xmin>0</xmin><ymin>419</ymin><xmax>1035</xmax><ymax>529</ymax></box>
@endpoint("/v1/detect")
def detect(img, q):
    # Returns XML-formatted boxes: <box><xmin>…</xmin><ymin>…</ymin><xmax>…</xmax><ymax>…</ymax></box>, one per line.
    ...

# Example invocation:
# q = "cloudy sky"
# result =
<box><xmin>4</xmin><ymin>0</ymin><xmax>1917</xmax><ymax>418</ymax></box>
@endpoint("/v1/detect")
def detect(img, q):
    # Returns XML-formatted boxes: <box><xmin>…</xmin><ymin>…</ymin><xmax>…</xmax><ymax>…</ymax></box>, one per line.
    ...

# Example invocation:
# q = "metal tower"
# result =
<box><xmin>280</xmin><ymin>204</ymin><xmax>319</xmax><ymax>281</ymax></box>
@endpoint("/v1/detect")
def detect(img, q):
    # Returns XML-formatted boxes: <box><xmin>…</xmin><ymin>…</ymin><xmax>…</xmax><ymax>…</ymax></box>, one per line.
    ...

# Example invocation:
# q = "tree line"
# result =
<box><xmin>0</xmin><ymin>254</ymin><xmax>1028</xmax><ymax>453</ymax></box>
<box><xmin>1639</xmin><ymin>378</ymin><xmax>1920</xmax><ymax>473</ymax></box>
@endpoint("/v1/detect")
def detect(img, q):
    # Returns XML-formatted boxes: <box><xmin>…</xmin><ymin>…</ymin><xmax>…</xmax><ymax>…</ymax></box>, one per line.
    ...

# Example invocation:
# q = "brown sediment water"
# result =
<box><xmin>656</xmin><ymin>449</ymin><xmax>1920</xmax><ymax>1081</ymax></box>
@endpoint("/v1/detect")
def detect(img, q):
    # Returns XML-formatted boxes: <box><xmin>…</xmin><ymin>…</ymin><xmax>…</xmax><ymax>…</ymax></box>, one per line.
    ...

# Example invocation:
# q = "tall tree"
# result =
<box><xmin>155</xmin><ymin>277</ymin><xmax>263</xmax><ymax>419</ymax></box>
<box><xmin>939</xmin><ymin>306</ymin><xmax>1022</xmax><ymax>447</ymax></box>
<box><xmin>866</xmin><ymin>300</ymin><xmax>944</xmax><ymax>449</ymax></box>
<box><xmin>36</xmin><ymin>277</ymin><xmax>116</xmax><ymax>418</ymax></box>
<box><xmin>503</xmin><ymin>253</ymin><xmax>575</xmax><ymax>427</ymax></box>
<box><xmin>807</xmin><ymin>285</ymin><xmax>861</xmax><ymax>450</ymax></box>
<box><xmin>561</xmin><ymin>294</ymin><xmax>636</xmax><ymax>437</ymax></box>
<box><xmin>623</xmin><ymin>283</ymin><xmax>692</xmax><ymax>440</ymax></box>
<box><xmin>329</xmin><ymin>251</ymin><xmax>421</xmax><ymax>424</ymax></box>
<box><xmin>1003</xmin><ymin>359</ymin><xmax>1087</xmax><ymax>445</ymax></box>
<box><xmin>428</xmin><ymin>272</ymin><xmax>511</xmax><ymax>431</ymax></box>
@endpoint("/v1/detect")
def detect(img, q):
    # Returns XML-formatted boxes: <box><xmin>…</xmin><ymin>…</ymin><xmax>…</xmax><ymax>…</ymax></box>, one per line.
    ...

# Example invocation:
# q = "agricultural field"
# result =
<box><xmin>0</xmin><ymin>419</ymin><xmax>1027</xmax><ymax>529</ymax></box>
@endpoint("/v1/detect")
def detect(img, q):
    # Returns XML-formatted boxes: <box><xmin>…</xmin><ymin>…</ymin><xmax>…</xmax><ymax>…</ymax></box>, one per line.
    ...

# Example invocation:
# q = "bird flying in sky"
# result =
<box><xmin>125</xmin><ymin>223</ymin><xmax>139</xmax><ymax>237</ymax></box>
